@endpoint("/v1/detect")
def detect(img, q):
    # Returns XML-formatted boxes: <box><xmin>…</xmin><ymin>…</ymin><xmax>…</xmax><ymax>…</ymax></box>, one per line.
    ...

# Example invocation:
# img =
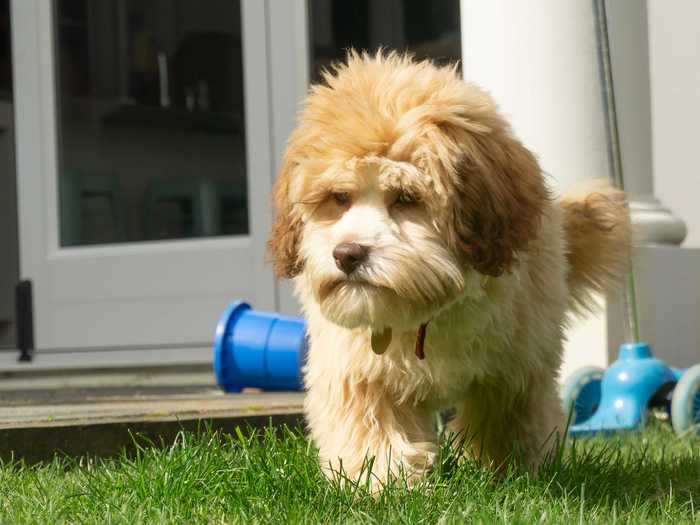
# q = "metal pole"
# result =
<box><xmin>593</xmin><ymin>0</ymin><xmax>641</xmax><ymax>344</ymax></box>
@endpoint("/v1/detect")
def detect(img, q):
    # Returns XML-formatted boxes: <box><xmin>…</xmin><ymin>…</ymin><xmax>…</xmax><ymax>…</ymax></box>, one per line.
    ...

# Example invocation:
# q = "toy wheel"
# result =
<box><xmin>671</xmin><ymin>364</ymin><xmax>700</xmax><ymax>436</ymax></box>
<box><xmin>561</xmin><ymin>366</ymin><xmax>604</xmax><ymax>425</ymax></box>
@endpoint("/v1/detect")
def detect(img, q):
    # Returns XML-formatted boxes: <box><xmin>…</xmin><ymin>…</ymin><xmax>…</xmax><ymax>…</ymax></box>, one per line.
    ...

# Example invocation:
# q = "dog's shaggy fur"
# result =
<box><xmin>268</xmin><ymin>52</ymin><xmax>631</xmax><ymax>488</ymax></box>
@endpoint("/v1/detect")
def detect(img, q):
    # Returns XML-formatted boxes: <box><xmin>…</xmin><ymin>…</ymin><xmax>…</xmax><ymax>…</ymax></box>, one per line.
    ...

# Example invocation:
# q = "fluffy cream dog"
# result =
<box><xmin>268</xmin><ymin>52</ymin><xmax>630</xmax><ymax>487</ymax></box>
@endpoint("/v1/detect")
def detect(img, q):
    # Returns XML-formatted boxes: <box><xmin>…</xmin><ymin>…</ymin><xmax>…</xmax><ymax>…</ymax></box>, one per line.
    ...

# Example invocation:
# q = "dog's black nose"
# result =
<box><xmin>333</xmin><ymin>242</ymin><xmax>369</xmax><ymax>274</ymax></box>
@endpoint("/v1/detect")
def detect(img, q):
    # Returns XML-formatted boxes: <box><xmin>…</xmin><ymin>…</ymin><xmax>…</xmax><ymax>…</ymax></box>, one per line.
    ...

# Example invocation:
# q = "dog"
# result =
<box><xmin>268</xmin><ymin>51</ymin><xmax>631</xmax><ymax>489</ymax></box>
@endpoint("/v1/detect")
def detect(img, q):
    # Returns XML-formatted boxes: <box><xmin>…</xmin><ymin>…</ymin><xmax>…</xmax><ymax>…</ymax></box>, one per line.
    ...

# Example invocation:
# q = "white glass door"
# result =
<box><xmin>11</xmin><ymin>0</ymin><xmax>276</xmax><ymax>359</ymax></box>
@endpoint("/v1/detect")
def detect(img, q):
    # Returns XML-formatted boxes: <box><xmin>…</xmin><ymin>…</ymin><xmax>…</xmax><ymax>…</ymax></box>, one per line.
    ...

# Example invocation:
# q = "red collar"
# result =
<box><xmin>415</xmin><ymin>322</ymin><xmax>429</xmax><ymax>360</ymax></box>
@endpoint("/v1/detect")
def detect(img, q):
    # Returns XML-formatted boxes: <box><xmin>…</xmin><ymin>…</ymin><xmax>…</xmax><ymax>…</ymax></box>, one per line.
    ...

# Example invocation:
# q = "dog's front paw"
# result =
<box><xmin>323</xmin><ymin>442</ymin><xmax>438</xmax><ymax>494</ymax></box>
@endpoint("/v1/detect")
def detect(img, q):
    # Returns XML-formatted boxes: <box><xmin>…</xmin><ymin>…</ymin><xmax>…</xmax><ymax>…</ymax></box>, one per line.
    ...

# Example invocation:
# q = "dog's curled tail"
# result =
<box><xmin>560</xmin><ymin>179</ymin><xmax>632</xmax><ymax>312</ymax></box>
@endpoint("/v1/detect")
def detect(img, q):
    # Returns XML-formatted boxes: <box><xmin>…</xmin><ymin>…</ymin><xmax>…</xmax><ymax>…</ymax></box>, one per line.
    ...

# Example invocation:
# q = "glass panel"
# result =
<box><xmin>0</xmin><ymin>0</ymin><xmax>10</xmax><ymax>94</ymax></box>
<box><xmin>54</xmin><ymin>0</ymin><xmax>248</xmax><ymax>246</ymax></box>
<box><xmin>0</xmin><ymin>0</ymin><xmax>18</xmax><ymax>348</ymax></box>
<box><xmin>309</xmin><ymin>0</ymin><xmax>461</xmax><ymax>82</ymax></box>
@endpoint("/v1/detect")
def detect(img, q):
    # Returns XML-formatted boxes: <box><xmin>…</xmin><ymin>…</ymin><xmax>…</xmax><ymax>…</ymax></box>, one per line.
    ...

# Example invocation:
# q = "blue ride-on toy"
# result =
<box><xmin>561</xmin><ymin>342</ymin><xmax>700</xmax><ymax>436</ymax></box>
<box><xmin>213</xmin><ymin>301</ymin><xmax>307</xmax><ymax>392</ymax></box>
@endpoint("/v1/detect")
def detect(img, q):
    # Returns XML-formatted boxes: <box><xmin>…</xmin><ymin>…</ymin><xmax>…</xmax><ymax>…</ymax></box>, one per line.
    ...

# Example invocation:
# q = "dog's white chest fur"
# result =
<box><xmin>301</xmin><ymin>272</ymin><xmax>524</xmax><ymax>410</ymax></box>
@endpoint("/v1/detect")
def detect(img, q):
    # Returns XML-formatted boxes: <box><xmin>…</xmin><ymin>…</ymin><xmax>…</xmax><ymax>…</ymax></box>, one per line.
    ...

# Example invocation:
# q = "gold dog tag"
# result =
<box><xmin>371</xmin><ymin>327</ymin><xmax>393</xmax><ymax>355</ymax></box>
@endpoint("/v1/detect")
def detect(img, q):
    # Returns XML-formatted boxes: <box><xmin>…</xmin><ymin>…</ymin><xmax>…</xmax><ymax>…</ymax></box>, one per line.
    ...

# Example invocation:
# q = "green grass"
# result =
<box><xmin>1</xmin><ymin>422</ymin><xmax>699</xmax><ymax>524</ymax></box>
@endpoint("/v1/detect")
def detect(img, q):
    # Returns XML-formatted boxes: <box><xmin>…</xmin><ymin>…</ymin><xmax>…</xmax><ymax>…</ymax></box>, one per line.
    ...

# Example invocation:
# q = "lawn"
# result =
<box><xmin>1</xmin><ymin>422</ymin><xmax>699</xmax><ymax>524</ymax></box>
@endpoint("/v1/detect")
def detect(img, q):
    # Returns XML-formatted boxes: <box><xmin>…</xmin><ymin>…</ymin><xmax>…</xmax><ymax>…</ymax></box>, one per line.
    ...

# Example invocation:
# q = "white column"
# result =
<box><xmin>605</xmin><ymin>0</ymin><xmax>686</xmax><ymax>244</ymax></box>
<box><xmin>460</xmin><ymin>0</ymin><xmax>609</xmax><ymax>193</ymax></box>
<box><xmin>460</xmin><ymin>0</ymin><xmax>685</xmax><ymax>244</ymax></box>
<box><xmin>459</xmin><ymin>0</ymin><xmax>686</xmax><ymax>377</ymax></box>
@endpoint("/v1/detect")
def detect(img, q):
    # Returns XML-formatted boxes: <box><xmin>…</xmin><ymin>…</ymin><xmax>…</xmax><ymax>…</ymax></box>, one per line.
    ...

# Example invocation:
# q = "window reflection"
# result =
<box><xmin>309</xmin><ymin>0</ymin><xmax>462</xmax><ymax>82</ymax></box>
<box><xmin>0</xmin><ymin>0</ymin><xmax>10</xmax><ymax>95</ymax></box>
<box><xmin>0</xmin><ymin>0</ymin><xmax>19</xmax><ymax>348</ymax></box>
<box><xmin>55</xmin><ymin>0</ymin><xmax>248</xmax><ymax>246</ymax></box>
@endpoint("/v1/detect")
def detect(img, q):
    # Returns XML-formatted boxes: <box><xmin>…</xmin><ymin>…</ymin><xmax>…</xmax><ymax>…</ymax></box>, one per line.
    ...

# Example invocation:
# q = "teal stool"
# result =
<box><xmin>143</xmin><ymin>176</ymin><xmax>221</xmax><ymax>239</ymax></box>
<box><xmin>59</xmin><ymin>172</ymin><xmax>126</xmax><ymax>246</ymax></box>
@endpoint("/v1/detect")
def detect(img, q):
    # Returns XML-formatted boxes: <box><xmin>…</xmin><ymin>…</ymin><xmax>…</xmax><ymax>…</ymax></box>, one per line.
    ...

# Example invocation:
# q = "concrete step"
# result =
<box><xmin>0</xmin><ymin>366</ymin><xmax>305</xmax><ymax>463</ymax></box>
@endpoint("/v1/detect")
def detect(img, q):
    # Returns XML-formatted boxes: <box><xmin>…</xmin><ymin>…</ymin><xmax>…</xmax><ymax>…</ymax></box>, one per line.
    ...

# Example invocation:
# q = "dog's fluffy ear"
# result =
<box><xmin>448</xmin><ymin>131</ymin><xmax>549</xmax><ymax>277</ymax></box>
<box><xmin>267</xmin><ymin>155</ymin><xmax>304</xmax><ymax>278</ymax></box>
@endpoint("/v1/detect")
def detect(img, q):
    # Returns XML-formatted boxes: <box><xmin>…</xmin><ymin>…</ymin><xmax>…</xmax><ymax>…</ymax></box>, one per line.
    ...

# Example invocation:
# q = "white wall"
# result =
<box><xmin>647</xmin><ymin>0</ymin><xmax>700</xmax><ymax>248</ymax></box>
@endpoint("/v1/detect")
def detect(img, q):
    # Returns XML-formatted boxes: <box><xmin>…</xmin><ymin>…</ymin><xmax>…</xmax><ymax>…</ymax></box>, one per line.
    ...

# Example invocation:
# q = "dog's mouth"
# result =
<box><xmin>318</xmin><ymin>277</ymin><xmax>381</xmax><ymax>302</ymax></box>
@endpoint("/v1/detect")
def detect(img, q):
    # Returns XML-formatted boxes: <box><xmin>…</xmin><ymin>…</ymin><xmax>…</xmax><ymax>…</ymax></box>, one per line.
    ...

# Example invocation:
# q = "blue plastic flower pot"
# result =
<box><xmin>213</xmin><ymin>301</ymin><xmax>307</xmax><ymax>392</ymax></box>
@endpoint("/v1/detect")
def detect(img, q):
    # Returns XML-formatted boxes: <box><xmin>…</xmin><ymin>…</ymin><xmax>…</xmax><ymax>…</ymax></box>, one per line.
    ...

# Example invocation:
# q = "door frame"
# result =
<box><xmin>4</xmin><ymin>0</ymin><xmax>299</xmax><ymax>369</ymax></box>
<box><xmin>267</xmin><ymin>0</ymin><xmax>309</xmax><ymax>317</ymax></box>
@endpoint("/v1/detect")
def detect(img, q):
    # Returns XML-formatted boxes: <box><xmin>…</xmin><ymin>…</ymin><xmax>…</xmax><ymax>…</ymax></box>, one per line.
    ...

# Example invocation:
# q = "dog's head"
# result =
<box><xmin>268</xmin><ymin>52</ymin><xmax>548</xmax><ymax>335</ymax></box>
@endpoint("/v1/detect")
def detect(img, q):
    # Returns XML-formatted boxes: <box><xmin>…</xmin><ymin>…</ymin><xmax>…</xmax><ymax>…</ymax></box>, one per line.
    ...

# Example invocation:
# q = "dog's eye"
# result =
<box><xmin>394</xmin><ymin>191</ymin><xmax>418</xmax><ymax>206</ymax></box>
<box><xmin>331</xmin><ymin>192</ymin><xmax>351</xmax><ymax>206</ymax></box>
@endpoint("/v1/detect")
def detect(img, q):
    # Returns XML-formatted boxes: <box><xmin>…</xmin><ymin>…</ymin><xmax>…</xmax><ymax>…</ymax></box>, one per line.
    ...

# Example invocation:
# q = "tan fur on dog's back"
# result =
<box><xmin>560</xmin><ymin>179</ymin><xmax>632</xmax><ymax>311</ymax></box>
